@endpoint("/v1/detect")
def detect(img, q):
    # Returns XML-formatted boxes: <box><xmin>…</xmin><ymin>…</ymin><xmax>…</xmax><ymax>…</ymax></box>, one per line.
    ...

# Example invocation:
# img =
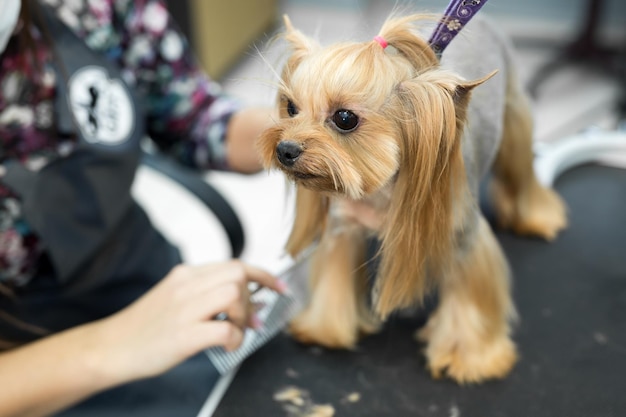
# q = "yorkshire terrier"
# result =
<box><xmin>258</xmin><ymin>13</ymin><xmax>567</xmax><ymax>383</ymax></box>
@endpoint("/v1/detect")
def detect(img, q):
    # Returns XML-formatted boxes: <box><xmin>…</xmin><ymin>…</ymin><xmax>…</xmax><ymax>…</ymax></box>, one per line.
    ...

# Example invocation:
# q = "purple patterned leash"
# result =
<box><xmin>428</xmin><ymin>0</ymin><xmax>489</xmax><ymax>58</ymax></box>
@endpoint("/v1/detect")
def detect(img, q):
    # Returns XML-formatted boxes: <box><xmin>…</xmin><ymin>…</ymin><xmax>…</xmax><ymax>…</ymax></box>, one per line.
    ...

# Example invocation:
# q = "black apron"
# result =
<box><xmin>1</xmin><ymin>2</ymin><xmax>180</xmax><ymax>340</ymax></box>
<box><xmin>0</xmin><ymin>4</ymin><xmax>220</xmax><ymax>415</ymax></box>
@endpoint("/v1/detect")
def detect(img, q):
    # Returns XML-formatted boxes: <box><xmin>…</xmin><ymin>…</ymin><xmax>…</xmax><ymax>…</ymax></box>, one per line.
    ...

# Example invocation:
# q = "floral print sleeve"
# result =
<box><xmin>50</xmin><ymin>0</ymin><xmax>240</xmax><ymax>170</ymax></box>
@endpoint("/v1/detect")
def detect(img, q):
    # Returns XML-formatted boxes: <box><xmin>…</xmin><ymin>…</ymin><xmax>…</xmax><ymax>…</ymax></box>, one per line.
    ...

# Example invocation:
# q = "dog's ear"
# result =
<box><xmin>452</xmin><ymin>70</ymin><xmax>498</xmax><ymax>121</ymax></box>
<box><xmin>282</xmin><ymin>15</ymin><xmax>318</xmax><ymax>75</ymax></box>
<box><xmin>286</xmin><ymin>185</ymin><xmax>329</xmax><ymax>257</ymax></box>
<box><xmin>374</xmin><ymin>71</ymin><xmax>477</xmax><ymax>317</ymax></box>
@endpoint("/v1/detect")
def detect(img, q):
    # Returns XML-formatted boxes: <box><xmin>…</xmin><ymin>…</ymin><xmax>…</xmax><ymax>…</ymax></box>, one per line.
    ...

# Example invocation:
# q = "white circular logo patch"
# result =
<box><xmin>68</xmin><ymin>66</ymin><xmax>134</xmax><ymax>145</ymax></box>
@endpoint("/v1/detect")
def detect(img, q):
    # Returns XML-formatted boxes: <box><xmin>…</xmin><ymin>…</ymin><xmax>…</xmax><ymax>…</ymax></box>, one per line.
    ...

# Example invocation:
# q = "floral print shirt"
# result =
<box><xmin>0</xmin><ymin>0</ymin><xmax>241</xmax><ymax>285</ymax></box>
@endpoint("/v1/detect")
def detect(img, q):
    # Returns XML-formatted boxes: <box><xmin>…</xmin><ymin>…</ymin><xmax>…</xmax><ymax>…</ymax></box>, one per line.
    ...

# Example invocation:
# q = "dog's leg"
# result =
<box><xmin>490</xmin><ymin>72</ymin><xmax>567</xmax><ymax>240</ymax></box>
<box><xmin>417</xmin><ymin>215</ymin><xmax>517</xmax><ymax>383</ymax></box>
<box><xmin>289</xmin><ymin>223</ymin><xmax>380</xmax><ymax>349</ymax></box>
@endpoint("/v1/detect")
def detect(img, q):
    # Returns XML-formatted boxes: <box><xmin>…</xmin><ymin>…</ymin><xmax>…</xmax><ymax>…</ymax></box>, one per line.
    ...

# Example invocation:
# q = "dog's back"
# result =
<box><xmin>441</xmin><ymin>16</ymin><xmax>520</xmax><ymax>194</ymax></box>
<box><xmin>443</xmin><ymin>15</ymin><xmax>567</xmax><ymax>242</ymax></box>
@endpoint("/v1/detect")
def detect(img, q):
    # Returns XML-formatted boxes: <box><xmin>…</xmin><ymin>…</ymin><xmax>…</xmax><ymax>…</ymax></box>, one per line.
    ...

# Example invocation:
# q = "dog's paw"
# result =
<box><xmin>423</xmin><ymin>335</ymin><xmax>517</xmax><ymax>384</ymax></box>
<box><xmin>492</xmin><ymin>180</ymin><xmax>567</xmax><ymax>241</ymax></box>
<box><xmin>414</xmin><ymin>321</ymin><xmax>433</xmax><ymax>344</ymax></box>
<box><xmin>289</xmin><ymin>310</ymin><xmax>358</xmax><ymax>349</ymax></box>
<box><xmin>517</xmin><ymin>186</ymin><xmax>567</xmax><ymax>241</ymax></box>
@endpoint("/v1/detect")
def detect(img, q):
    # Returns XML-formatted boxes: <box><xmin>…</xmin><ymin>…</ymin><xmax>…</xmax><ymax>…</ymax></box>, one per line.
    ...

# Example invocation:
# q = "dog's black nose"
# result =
<box><xmin>276</xmin><ymin>141</ymin><xmax>303</xmax><ymax>167</ymax></box>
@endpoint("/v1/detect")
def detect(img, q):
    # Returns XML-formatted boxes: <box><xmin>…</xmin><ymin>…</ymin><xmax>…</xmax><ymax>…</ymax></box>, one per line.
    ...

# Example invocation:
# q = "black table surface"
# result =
<box><xmin>215</xmin><ymin>164</ymin><xmax>626</xmax><ymax>417</ymax></box>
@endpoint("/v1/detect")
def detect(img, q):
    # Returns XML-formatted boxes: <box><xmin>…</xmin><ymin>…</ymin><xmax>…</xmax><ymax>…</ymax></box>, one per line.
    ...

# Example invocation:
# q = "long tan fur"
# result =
<box><xmin>375</xmin><ymin>67</ymin><xmax>493</xmax><ymax>317</ymax></box>
<box><xmin>286</xmin><ymin>186</ymin><xmax>328</xmax><ymax>256</ymax></box>
<box><xmin>416</xmin><ymin>216</ymin><xmax>518</xmax><ymax>382</ymax></box>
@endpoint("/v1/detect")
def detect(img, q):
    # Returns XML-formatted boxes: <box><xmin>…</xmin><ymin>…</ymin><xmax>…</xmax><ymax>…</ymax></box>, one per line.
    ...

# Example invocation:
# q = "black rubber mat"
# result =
<box><xmin>214</xmin><ymin>164</ymin><xmax>626</xmax><ymax>417</ymax></box>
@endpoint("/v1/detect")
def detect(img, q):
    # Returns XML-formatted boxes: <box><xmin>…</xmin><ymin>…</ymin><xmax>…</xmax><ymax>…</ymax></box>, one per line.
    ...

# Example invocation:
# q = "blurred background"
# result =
<box><xmin>135</xmin><ymin>0</ymin><xmax>626</xmax><ymax>277</ymax></box>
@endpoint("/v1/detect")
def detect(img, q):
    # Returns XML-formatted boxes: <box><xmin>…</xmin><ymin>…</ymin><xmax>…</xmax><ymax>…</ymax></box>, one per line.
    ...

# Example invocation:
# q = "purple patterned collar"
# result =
<box><xmin>428</xmin><ymin>0</ymin><xmax>489</xmax><ymax>58</ymax></box>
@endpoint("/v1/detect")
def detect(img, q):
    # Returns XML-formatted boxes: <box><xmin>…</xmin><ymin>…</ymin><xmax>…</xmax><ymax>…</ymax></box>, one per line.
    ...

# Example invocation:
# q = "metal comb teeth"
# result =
<box><xmin>205</xmin><ymin>255</ymin><xmax>311</xmax><ymax>375</ymax></box>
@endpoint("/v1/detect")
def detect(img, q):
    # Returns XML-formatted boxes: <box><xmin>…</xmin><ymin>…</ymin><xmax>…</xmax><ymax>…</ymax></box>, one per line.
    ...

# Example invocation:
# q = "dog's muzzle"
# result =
<box><xmin>276</xmin><ymin>140</ymin><xmax>303</xmax><ymax>167</ymax></box>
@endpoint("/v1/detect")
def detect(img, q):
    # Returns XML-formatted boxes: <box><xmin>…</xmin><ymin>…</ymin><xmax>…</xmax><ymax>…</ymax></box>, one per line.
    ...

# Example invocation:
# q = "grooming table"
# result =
<box><xmin>213</xmin><ymin>163</ymin><xmax>626</xmax><ymax>417</ymax></box>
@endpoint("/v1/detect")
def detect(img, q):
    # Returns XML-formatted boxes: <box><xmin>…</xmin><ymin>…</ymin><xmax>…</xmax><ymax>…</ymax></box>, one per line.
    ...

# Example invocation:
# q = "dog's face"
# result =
<box><xmin>257</xmin><ymin>16</ymin><xmax>488</xmax><ymax>202</ymax></box>
<box><xmin>258</xmin><ymin>34</ymin><xmax>419</xmax><ymax>200</ymax></box>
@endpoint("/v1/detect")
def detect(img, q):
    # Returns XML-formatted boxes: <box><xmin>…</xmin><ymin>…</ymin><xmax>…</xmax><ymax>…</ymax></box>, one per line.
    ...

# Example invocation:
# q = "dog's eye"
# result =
<box><xmin>286</xmin><ymin>100</ymin><xmax>299</xmax><ymax>117</ymax></box>
<box><xmin>331</xmin><ymin>109</ymin><xmax>359</xmax><ymax>132</ymax></box>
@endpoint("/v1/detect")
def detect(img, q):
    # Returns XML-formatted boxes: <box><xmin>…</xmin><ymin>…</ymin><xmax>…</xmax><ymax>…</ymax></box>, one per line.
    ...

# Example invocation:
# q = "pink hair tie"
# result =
<box><xmin>373</xmin><ymin>35</ymin><xmax>388</xmax><ymax>49</ymax></box>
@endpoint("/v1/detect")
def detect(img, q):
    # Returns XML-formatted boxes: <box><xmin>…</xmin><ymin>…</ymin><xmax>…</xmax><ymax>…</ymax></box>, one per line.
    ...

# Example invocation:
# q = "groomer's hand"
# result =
<box><xmin>93</xmin><ymin>261</ymin><xmax>285</xmax><ymax>384</ymax></box>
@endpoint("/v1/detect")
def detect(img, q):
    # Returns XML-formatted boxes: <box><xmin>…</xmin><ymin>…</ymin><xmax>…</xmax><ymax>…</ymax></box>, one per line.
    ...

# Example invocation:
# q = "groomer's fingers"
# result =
<box><xmin>171</xmin><ymin>261</ymin><xmax>285</xmax><ymax>294</ymax></box>
<box><xmin>241</xmin><ymin>263</ymin><xmax>286</xmax><ymax>293</ymax></box>
<box><xmin>188</xmin><ymin>321</ymin><xmax>246</xmax><ymax>353</ymax></box>
<box><xmin>190</xmin><ymin>281</ymin><xmax>249</xmax><ymax>329</ymax></box>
